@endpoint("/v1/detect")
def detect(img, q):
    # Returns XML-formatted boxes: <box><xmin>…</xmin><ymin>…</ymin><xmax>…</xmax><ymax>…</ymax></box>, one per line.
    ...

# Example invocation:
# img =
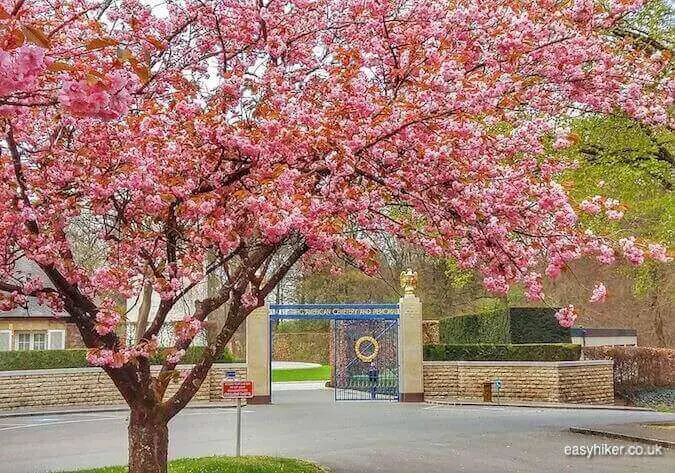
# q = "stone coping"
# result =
<box><xmin>0</xmin><ymin>362</ymin><xmax>247</xmax><ymax>377</ymax></box>
<box><xmin>423</xmin><ymin>360</ymin><xmax>613</xmax><ymax>367</ymax></box>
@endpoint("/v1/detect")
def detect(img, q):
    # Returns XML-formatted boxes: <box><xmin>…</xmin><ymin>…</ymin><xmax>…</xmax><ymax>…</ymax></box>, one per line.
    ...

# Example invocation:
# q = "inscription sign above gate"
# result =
<box><xmin>271</xmin><ymin>307</ymin><xmax>397</xmax><ymax>317</ymax></box>
<box><xmin>269</xmin><ymin>303</ymin><xmax>399</xmax><ymax>320</ymax></box>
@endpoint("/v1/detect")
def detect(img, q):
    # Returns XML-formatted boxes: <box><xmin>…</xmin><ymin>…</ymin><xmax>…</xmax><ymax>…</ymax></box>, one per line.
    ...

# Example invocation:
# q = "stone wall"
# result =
<box><xmin>423</xmin><ymin>360</ymin><xmax>613</xmax><ymax>404</ymax></box>
<box><xmin>0</xmin><ymin>363</ymin><xmax>246</xmax><ymax>411</ymax></box>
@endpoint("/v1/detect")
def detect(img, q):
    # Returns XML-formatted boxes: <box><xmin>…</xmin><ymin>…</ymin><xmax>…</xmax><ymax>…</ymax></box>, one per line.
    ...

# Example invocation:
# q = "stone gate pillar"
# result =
<box><xmin>398</xmin><ymin>270</ymin><xmax>424</xmax><ymax>402</ymax></box>
<box><xmin>246</xmin><ymin>305</ymin><xmax>271</xmax><ymax>404</ymax></box>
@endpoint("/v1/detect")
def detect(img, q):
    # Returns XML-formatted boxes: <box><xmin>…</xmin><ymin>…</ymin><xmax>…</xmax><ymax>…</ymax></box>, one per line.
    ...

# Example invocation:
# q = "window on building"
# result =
<box><xmin>14</xmin><ymin>331</ymin><xmax>48</xmax><ymax>351</ymax></box>
<box><xmin>33</xmin><ymin>332</ymin><xmax>46</xmax><ymax>350</ymax></box>
<box><xmin>16</xmin><ymin>333</ymin><xmax>31</xmax><ymax>351</ymax></box>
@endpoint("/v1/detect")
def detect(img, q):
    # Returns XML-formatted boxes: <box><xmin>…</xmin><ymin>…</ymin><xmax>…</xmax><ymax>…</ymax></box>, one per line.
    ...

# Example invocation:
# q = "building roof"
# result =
<box><xmin>570</xmin><ymin>327</ymin><xmax>637</xmax><ymax>337</ymax></box>
<box><xmin>1</xmin><ymin>259</ymin><xmax>60</xmax><ymax>318</ymax></box>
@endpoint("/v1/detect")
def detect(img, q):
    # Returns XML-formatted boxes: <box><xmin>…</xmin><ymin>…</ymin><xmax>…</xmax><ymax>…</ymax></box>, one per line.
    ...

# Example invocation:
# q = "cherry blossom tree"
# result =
<box><xmin>1</xmin><ymin>0</ymin><xmax>672</xmax><ymax>471</ymax></box>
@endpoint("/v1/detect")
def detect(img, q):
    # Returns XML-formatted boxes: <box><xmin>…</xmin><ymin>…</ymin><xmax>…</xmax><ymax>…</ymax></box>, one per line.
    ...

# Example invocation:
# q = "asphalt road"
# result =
<box><xmin>1</xmin><ymin>388</ymin><xmax>673</xmax><ymax>473</ymax></box>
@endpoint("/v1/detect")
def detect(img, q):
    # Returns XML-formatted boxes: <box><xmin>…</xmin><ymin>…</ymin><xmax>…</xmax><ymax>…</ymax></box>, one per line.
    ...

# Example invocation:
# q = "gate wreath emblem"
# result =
<box><xmin>354</xmin><ymin>335</ymin><xmax>379</xmax><ymax>363</ymax></box>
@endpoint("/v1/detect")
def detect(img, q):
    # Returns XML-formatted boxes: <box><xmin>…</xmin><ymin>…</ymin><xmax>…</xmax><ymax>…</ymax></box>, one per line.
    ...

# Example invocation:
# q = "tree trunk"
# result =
<box><xmin>128</xmin><ymin>408</ymin><xmax>169</xmax><ymax>473</ymax></box>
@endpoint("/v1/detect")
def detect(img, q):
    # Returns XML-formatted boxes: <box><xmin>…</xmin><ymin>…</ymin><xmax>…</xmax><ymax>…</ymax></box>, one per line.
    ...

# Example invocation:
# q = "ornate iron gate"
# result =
<box><xmin>269</xmin><ymin>303</ymin><xmax>400</xmax><ymax>402</ymax></box>
<box><xmin>333</xmin><ymin>318</ymin><xmax>399</xmax><ymax>401</ymax></box>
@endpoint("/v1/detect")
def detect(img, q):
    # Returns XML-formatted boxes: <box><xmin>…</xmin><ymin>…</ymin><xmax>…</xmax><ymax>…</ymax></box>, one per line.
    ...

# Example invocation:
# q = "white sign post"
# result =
<box><xmin>222</xmin><ymin>378</ymin><xmax>254</xmax><ymax>457</ymax></box>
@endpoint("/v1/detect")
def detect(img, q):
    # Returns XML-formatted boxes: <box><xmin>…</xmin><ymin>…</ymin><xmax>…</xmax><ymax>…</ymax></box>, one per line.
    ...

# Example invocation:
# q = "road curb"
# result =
<box><xmin>0</xmin><ymin>403</ymin><xmax>238</xmax><ymax>418</ymax></box>
<box><xmin>569</xmin><ymin>426</ymin><xmax>674</xmax><ymax>448</ymax></box>
<box><xmin>425</xmin><ymin>400</ymin><xmax>654</xmax><ymax>411</ymax></box>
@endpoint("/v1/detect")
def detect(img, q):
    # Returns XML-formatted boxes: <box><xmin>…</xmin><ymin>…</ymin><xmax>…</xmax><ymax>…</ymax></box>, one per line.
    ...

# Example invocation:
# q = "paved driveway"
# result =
<box><xmin>1</xmin><ymin>389</ymin><xmax>673</xmax><ymax>473</ymax></box>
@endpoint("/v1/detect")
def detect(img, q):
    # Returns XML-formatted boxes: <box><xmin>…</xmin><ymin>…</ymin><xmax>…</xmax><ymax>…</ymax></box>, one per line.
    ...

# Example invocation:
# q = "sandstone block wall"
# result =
<box><xmin>557</xmin><ymin>362</ymin><xmax>614</xmax><ymax>404</ymax></box>
<box><xmin>0</xmin><ymin>363</ymin><xmax>247</xmax><ymax>411</ymax></box>
<box><xmin>423</xmin><ymin>360</ymin><xmax>613</xmax><ymax>404</ymax></box>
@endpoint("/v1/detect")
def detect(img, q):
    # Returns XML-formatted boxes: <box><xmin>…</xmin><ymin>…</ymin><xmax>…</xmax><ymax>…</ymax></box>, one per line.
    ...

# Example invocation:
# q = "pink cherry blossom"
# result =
<box><xmin>555</xmin><ymin>305</ymin><xmax>578</xmax><ymax>328</ymax></box>
<box><xmin>167</xmin><ymin>349</ymin><xmax>186</xmax><ymax>364</ymax></box>
<box><xmin>589</xmin><ymin>283</ymin><xmax>607</xmax><ymax>303</ymax></box>
<box><xmin>619</xmin><ymin>237</ymin><xmax>645</xmax><ymax>266</ymax></box>
<box><xmin>0</xmin><ymin>45</ymin><xmax>46</xmax><ymax>96</ymax></box>
<box><xmin>648</xmin><ymin>244</ymin><xmax>672</xmax><ymax>263</ymax></box>
<box><xmin>579</xmin><ymin>199</ymin><xmax>602</xmax><ymax>214</ymax></box>
<box><xmin>58</xmin><ymin>71</ymin><xmax>134</xmax><ymax>120</ymax></box>
<box><xmin>175</xmin><ymin>316</ymin><xmax>204</xmax><ymax>342</ymax></box>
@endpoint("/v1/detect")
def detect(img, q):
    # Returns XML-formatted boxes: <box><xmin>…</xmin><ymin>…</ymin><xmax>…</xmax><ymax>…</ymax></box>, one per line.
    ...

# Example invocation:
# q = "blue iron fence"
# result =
<box><xmin>269</xmin><ymin>303</ymin><xmax>400</xmax><ymax>402</ymax></box>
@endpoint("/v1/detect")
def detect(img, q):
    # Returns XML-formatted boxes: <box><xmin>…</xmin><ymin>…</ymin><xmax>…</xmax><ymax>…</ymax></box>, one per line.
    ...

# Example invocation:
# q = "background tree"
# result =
<box><xmin>542</xmin><ymin>114</ymin><xmax>674</xmax><ymax>346</ymax></box>
<box><xmin>540</xmin><ymin>0</ymin><xmax>674</xmax><ymax>345</ymax></box>
<box><xmin>0</xmin><ymin>1</ymin><xmax>672</xmax><ymax>472</ymax></box>
<box><xmin>296</xmin><ymin>239</ymin><xmax>484</xmax><ymax>318</ymax></box>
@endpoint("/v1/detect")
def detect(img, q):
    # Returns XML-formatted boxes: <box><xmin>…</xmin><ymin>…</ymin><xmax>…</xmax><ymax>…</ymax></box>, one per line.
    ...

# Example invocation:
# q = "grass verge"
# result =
<box><xmin>272</xmin><ymin>365</ymin><xmax>330</xmax><ymax>382</ymax></box>
<box><xmin>58</xmin><ymin>456</ymin><xmax>328</xmax><ymax>473</ymax></box>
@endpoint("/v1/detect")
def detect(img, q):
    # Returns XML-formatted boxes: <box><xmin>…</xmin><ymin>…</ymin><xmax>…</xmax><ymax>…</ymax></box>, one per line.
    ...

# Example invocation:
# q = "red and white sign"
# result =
<box><xmin>221</xmin><ymin>380</ymin><xmax>254</xmax><ymax>399</ymax></box>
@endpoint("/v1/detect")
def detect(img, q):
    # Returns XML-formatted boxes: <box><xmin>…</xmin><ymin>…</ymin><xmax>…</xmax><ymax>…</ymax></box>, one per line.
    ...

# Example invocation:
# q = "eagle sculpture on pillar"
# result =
<box><xmin>399</xmin><ymin>269</ymin><xmax>418</xmax><ymax>296</ymax></box>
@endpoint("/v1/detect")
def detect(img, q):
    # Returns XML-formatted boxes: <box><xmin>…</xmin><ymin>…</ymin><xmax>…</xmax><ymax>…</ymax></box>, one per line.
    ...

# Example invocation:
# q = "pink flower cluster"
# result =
<box><xmin>94</xmin><ymin>307</ymin><xmax>121</xmax><ymax>336</ymax></box>
<box><xmin>242</xmin><ymin>288</ymin><xmax>260</xmax><ymax>309</ymax></box>
<box><xmin>174</xmin><ymin>316</ymin><xmax>203</xmax><ymax>342</ymax></box>
<box><xmin>523</xmin><ymin>272</ymin><xmax>544</xmax><ymax>302</ymax></box>
<box><xmin>579</xmin><ymin>196</ymin><xmax>623</xmax><ymax>220</ymax></box>
<box><xmin>21</xmin><ymin>277</ymin><xmax>44</xmax><ymax>294</ymax></box>
<box><xmin>579</xmin><ymin>196</ymin><xmax>602</xmax><ymax>214</ymax></box>
<box><xmin>589</xmin><ymin>283</ymin><xmax>607</xmax><ymax>303</ymax></box>
<box><xmin>166</xmin><ymin>349</ymin><xmax>186</xmax><ymax>364</ymax></box>
<box><xmin>59</xmin><ymin>71</ymin><xmax>133</xmax><ymax>120</ymax></box>
<box><xmin>86</xmin><ymin>336</ymin><xmax>159</xmax><ymax>368</ymax></box>
<box><xmin>648</xmin><ymin>244</ymin><xmax>672</xmax><ymax>263</ymax></box>
<box><xmin>583</xmin><ymin>236</ymin><xmax>616</xmax><ymax>265</ymax></box>
<box><xmin>0</xmin><ymin>291</ymin><xmax>26</xmax><ymax>311</ymax></box>
<box><xmin>0</xmin><ymin>45</ymin><xmax>46</xmax><ymax>96</ymax></box>
<box><xmin>603</xmin><ymin>198</ymin><xmax>624</xmax><ymax>220</ymax></box>
<box><xmin>483</xmin><ymin>275</ymin><xmax>509</xmax><ymax>295</ymax></box>
<box><xmin>555</xmin><ymin>305</ymin><xmax>577</xmax><ymax>328</ymax></box>
<box><xmin>86</xmin><ymin>348</ymin><xmax>125</xmax><ymax>368</ymax></box>
<box><xmin>618</xmin><ymin>237</ymin><xmax>645</xmax><ymax>266</ymax></box>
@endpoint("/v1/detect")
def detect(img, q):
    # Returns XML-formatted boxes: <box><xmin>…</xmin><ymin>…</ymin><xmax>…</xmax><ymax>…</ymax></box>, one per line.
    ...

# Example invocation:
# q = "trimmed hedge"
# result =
<box><xmin>439</xmin><ymin>307</ymin><xmax>509</xmax><ymax>344</ymax></box>
<box><xmin>509</xmin><ymin>307</ymin><xmax>571</xmax><ymax>343</ymax></box>
<box><xmin>583</xmin><ymin>346</ymin><xmax>675</xmax><ymax>392</ymax></box>
<box><xmin>424</xmin><ymin>343</ymin><xmax>581</xmax><ymax>362</ymax></box>
<box><xmin>0</xmin><ymin>346</ymin><xmax>236</xmax><ymax>371</ymax></box>
<box><xmin>439</xmin><ymin>307</ymin><xmax>571</xmax><ymax>344</ymax></box>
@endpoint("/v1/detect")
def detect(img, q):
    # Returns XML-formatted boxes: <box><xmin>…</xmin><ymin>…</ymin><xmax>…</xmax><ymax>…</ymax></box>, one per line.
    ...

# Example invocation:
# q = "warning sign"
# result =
<box><xmin>221</xmin><ymin>380</ymin><xmax>254</xmax><ymax>399</ymax></box>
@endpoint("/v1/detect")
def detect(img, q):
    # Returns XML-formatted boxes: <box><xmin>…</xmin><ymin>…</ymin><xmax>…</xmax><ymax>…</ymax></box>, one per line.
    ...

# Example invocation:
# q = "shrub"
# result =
<box><xmin>582</xmin><ymin>346</ymin><xmax>675</xmax><ymax>393</ymax></box>
<box><xmin>439</xmin><ymin>306</ymin><xmax>571</xmax><ymax>344</ymax></box>
<box><xmin>0</xmin><ymin>346</ymin><xmax>236</xmax><ymax>371</ymax></box>
<box><xmin>424</xmin><ymin>343</ymin><xmax>581</xmax><ymax>361</ymax></box>
<box><xmin>0</xmin><ymin>348</ymin><xmax>89</xmax><ymax>371</ymax></box>
<box><xmin>439</xmin><ymin>306</ymin><xmax>509</xmax><ymax>344</ymax></box>
<box><xmin>509</xmin><ymin>307</ymin><xmax>571</xmax><ymax>343</ymax></box>
<box><xmin>626</xmin><ymin>388</ymin><xmax>675</xmax><ymax>408</ymax></box>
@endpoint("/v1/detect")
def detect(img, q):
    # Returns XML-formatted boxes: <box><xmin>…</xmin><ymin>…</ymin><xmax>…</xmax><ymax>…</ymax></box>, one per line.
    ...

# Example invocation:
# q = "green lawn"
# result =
<box><xmin>59</xmin><ymin>456</ymin><xmax>328</xmax><ymax>473</ymax></box>
<box><xmin>272</xmin><ymin>365</ymin><xmax>330</xmax><ymax>382</ymax></box>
